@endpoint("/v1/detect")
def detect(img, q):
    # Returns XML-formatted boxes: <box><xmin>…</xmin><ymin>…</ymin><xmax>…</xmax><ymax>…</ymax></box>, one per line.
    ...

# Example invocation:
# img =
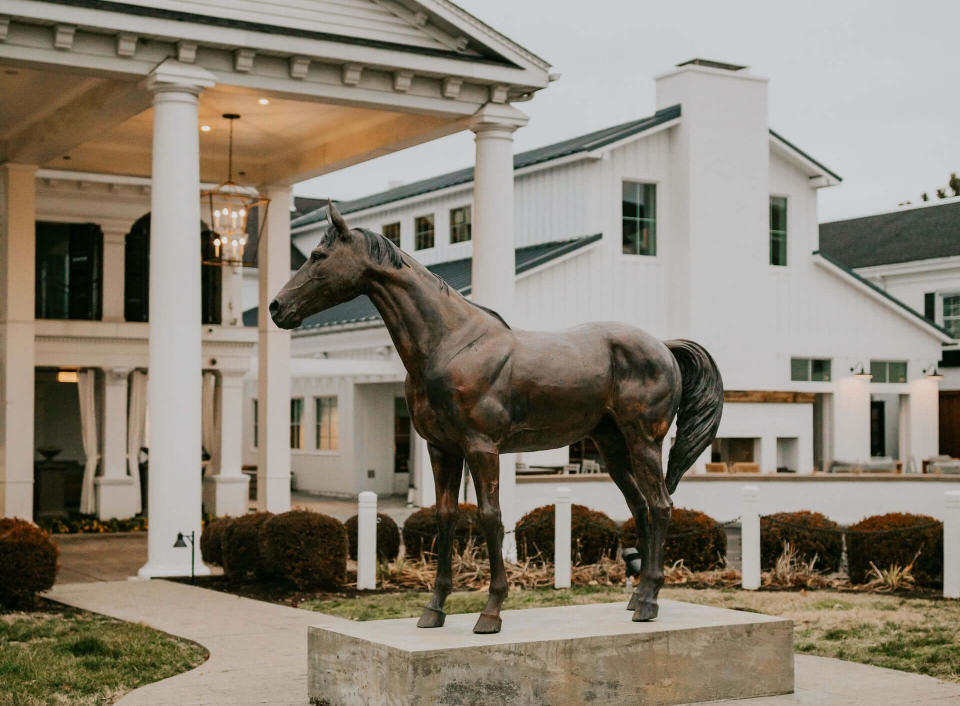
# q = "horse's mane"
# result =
<box><xmin>325</xmin><ymin>224</ymin><xmax>511</xmax><ymax>330</ymax></box>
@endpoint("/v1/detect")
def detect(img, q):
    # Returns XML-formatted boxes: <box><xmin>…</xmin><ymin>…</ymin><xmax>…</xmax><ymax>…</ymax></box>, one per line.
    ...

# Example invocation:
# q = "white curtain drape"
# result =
<box><xmin>127</xmin><ymin>370</ymin><xmax>147</xmax><ymax>514</ymax></box>
<box><xmin>78</xmin><ymin>369</ymin><xmax>100</xmax><ymax>515</ymax></box>
<box><xmin>201</xmin><ymin>372</ymin><xmax>221</xmax><ymax>473</ymax></box>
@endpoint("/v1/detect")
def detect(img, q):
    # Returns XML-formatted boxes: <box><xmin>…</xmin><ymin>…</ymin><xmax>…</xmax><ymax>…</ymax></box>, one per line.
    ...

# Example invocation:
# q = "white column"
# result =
<box><xmin>257</xmin><ymin>184</ymin><xmax>292</xmax><ymax>513</ymax></box>
<box><xmin>945</xmin><ymin>491</ymin><xmax>960</xmax><ymax>600</ymax></box>
<box><xmin>554</xmin><ymin>487</ymin><xmax>572</xmax><ymax>589</ymax></box>
<box><xmin>101</xmin><ymin>228</ymin><xmax>126</xmax><ymax>322</ymax></box>
<box><xmin>469</xmin><ymin>103</ymin><xmax>528</xmax><ymax>561</ymax></box>
<box><xmin>832</xmin><ymin>372</ymin><xmax>871</xmax><ymax>463</ymax></box>
<box><xmin>222</xmin><ymin>264</ymin><xmax>244</xmax><ymax>326</ymax></box>
<box><xmin>0</xmin><ymin>163</ymin><xmax>37</xmax><ymax>519</ymax></box>
<box><xmin>202</xmin><ymin>370</ymin><xmax>249</xmax><ymax>516</ymax></box>
<box><xmin>357</xmin><ymin>490</ymin><xmax>377</xmax><ymax>590</ymax></box>
<box><xmin>138</xmin><ymin>60</ymin><xmax>215</xmax><ymax>579</ymax></box>
<box><xmin>906</xmin><ymin>376</ymin><xmax>940</xmax><ymax>466</ymax></box>
<box><xmin>96</xmin><ymin>368</ymin><xmax>137</xmax><ymax>519</ymax></box>
<box><xmin>411</xmin><ymin>428</ymin><xmax>435</xmax><ymax>508</ymax></box>
<box><xmin>741</xmin><ymin>485</ymin><xmax>761</xmax><ymax>590</ymax></box>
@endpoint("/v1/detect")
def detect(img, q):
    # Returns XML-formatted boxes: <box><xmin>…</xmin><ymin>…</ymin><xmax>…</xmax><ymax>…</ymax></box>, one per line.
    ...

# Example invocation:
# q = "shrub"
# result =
<box><xmin>0</xmin><ymin>518</ymin><xmax>59</xmax><ymax>609</ymax></box>
<box><xmin>846</xmin><ymin>513</ymin><xmax>943</xmax><ymax>586</ymax></box>
<box><xmin>345</xmin><ymin>513</ymin><xmax>401</xmax><ymax>562</ymax></box>
<box><xmin>200</xmin><ymin>517</ymin><xmax>232</xmax><ymax>567</ymax></box>
<box><xmin>620</xmin><ymin>508</ymin><xmax>726</xmax><ymax>572</ymax></box>
<box><xmin>258</xmin><ymin>510</ymin><xmax>347</xmax><ymax>589</ymax></box>
<box><xmin>517</xmin><ymin>504</ymin><xmax>619</xmax><ymax>565</ymax></box>
<box><xmin>221</xmin><ymin>512</ymin><xmax>272</xmax><ymax>580</ymax></box>
<box><xmin>401</xmin><ymin>504</ymin><xmax>483</xmax><ymax>558</ymax></box>
<box><xmin>760</xmin><ymin>511</ymin><xmax>843</xmax><ymax>572</ymax></box>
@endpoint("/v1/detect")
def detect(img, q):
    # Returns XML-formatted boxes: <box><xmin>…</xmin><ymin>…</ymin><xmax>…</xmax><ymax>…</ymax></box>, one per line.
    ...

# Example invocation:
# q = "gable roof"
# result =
<box><xmin>769</xmin><ymin>130</ymin><xmax>842</xmax><ymax>184</ymax></box>
<box><xmin>819</xmin><ymin>199</ymin><xmax>960</xmax><ymax>269</ymax></box>
<box><xmin>290</xmin><ymin>105</ymin><xmax>683</xmax><ymax>230</ymax></box>
<box><xmin>243</xmin><ymin>234</ymin><xmax>601</xmax><ymax>330</ymax></box>
<box><xmin>813</xmin><ymin>250</ymin><xmax>954</xmax><ymax>342</ymax></box>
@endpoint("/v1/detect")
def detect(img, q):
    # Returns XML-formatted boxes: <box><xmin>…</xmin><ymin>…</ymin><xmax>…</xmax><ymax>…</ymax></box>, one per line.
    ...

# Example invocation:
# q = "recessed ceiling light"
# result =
<box><xmin>258</xmin><ymin>98</ymin><xmax>270</xmax><ymax>105</ymax></box>
<box><xmin>201</xmin><ymin>125</ymin><xmax>211</xmax><ymax>132</ymax></box>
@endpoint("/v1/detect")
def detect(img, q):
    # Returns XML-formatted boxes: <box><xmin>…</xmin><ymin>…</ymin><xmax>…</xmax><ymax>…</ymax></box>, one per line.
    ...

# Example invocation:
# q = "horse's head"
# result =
<box><xmin>269</xmin><ymin>202</ymin><xmax>368</xmax><ymax>329</ymax></box>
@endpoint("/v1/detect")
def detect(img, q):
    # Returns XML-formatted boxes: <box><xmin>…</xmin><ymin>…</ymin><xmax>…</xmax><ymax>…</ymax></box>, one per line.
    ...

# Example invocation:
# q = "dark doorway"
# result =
<box><xmin>941</xmin><ymin>392</ymin><xmax>960</xmax><ymax>458</ymax></box>
<box><xmin>394</xmin><ymin>397</ymin><xmax>411</xmax><ymax>476</ymax></box>
<box><xmin>870</xmin><ymin>400</ymin><xmax>886</xmax><ymax>457</ymax></box>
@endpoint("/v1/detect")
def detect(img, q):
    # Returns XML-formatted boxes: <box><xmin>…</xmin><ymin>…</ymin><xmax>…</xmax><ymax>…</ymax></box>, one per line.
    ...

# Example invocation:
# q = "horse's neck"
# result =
<box><xmin>365</xmin><ymin>261</ymin><xmax>480</xmax><ymax>378</ymax></box>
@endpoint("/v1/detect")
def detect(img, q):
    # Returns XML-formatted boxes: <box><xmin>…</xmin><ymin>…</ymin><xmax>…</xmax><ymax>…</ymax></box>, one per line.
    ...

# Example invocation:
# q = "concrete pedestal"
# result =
<box><xmin>308</xmin><ymin>599</ymin><xmax>793</xmax><ymax>706</ymax></box>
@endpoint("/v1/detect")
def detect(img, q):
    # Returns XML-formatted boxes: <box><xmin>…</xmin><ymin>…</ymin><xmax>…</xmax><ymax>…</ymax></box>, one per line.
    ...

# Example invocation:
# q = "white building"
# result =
<box><xmin>243</xmin><ymin>60</ymin><xmax>952</xmax><ymax>514</ymax></box>
<box><xmin>0</xmin><ymin>0</ymin><xmax>552</xmax><ymax>577</ymax></box>
<box><xmin>821</xmin><ymin>198</ymin><xmax>960</xmax><ymax>457</ymax></box>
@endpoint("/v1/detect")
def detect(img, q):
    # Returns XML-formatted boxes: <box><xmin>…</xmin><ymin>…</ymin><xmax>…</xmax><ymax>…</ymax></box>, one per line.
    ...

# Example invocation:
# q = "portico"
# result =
<box><xmin>0</xmin><ymin>1</ymin><xmax>550</xmax><ymax>576</ymax></box>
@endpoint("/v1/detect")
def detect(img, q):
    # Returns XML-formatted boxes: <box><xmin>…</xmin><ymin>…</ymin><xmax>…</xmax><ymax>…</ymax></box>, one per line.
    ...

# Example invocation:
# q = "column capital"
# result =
<box><xmin>146</xmin><ymin>59</ymin><xmax>216</xmax><ymax>96</ymax></box>
<box><xmin>106</xmin><ymin>367</ymin><xmax>131</xmax><ymax>385</ymax></box>
<box><xmin>468</xmin><ymin>102</ymin><xmax>529</xmax><ymax>134</ymax></box>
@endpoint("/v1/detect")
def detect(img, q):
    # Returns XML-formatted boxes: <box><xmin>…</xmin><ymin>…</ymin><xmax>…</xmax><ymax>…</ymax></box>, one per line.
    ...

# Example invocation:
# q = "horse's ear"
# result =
<box><xmin>328</xmin><ymin>200</ymin><xmax>351</xmax><ymax>240</ymax></box>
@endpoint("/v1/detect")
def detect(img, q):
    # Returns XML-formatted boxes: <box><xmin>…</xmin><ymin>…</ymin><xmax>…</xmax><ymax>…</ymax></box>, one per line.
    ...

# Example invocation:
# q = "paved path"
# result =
<box><xmin>46</xmin><ymin>580</ymin><xmax>960</xmax><ymax>706</ymax></box>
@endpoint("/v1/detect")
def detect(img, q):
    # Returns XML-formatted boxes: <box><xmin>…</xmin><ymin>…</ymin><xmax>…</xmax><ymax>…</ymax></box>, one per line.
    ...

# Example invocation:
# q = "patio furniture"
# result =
<box><xmin>928</xmin><ymin>455</ymin><xmax>960</xmax><ymax>474</ymax></box>
<box><xmin>860</xmin><ymin>457</ymin><xmax>898</xmax><ymax>473</ymax></box>
<box><xmin>705</xmin><ymin>462</ymin><xmax>729</xmax><ymax>473</ymax></box>
<box><xmin>581</xmin><ymin>459</ymin><xmax>603</xmax><ymax>474</ymax></box>
<box><xmin>730</xmin><ymin>462</ymin><xmax>760</xmax><ymax>474</ymax></box>
<box><xmin>562</xmin><ymin>463</ymin><xmax>581</xmax><ymax>475</ymax></box>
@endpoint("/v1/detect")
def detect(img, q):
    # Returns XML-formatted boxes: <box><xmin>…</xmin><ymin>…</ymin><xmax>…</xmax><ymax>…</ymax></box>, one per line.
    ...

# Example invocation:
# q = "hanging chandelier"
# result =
<box><xmin>200</xmin><ymin>113</ymin><xmax>269</xmax><ymax>266</ymax></box>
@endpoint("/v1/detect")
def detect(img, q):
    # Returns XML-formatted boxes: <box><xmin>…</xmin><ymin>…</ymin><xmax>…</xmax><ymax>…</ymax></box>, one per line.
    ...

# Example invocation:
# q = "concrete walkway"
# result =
<box><xmin>46</xmin><ymin>580</ymin><xmax>960</xmax><ymax>706</ymax></box>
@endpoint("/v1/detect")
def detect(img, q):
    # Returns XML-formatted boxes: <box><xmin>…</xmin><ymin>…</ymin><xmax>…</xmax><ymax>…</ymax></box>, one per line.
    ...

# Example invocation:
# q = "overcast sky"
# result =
<box><xmin>296</xmin><ymin>0</ymin><xmax>960</xmax><ymax>224</ymax></box>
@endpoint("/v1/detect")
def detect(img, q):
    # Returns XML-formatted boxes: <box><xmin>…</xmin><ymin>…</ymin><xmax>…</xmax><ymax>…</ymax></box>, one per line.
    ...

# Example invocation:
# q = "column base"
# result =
<box><xmin>95</xmin><ymin>476</ymin><xmax>140</xmax><ymax>521</ymax></box>
<box><xmin>202</xmin><ymin>474</ymin><xmax>250</xmax><ymax>517</ymax></box>
<box><xmin>137</xmin><ymin>561</ymin><xmax>212</xmax><ymax>579</ymax></box>
<box><xmin>1</xmin><ymin>479</ymin><xmax>34</xmax><ymax>520</ymax></box>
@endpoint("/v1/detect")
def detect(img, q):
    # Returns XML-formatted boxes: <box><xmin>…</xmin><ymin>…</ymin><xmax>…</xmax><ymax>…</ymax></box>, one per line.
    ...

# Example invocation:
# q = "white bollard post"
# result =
<box><xmin>357</xmin><ymin>491</ymin><xmax>377</xmax><ymax>591</ymax></box>
<box><xmin>554</xmin><ymin>487</ymin><xmax>572</xmax><ymax>589</ymax></box>
<box><xmin>945</xmin><ymin>491</ymin><xmax>960</xmax><ymax>599</ymax></box>
<box><xmin>741</xmin><ymin>485</ymin><xmax>761</xmax><ymax>591</ymax></box>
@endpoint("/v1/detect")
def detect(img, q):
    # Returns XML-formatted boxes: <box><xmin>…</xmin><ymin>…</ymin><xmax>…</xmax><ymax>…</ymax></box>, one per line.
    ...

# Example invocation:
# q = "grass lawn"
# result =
<box><xmin>0</xmin><ymin>602</ymin><xmax>208</xmax><ymax>706</ymax></box>
<box><xmin>303</xmin><ymin>585</ymin><xmax>960</xmax><ymax>683</ymax></box>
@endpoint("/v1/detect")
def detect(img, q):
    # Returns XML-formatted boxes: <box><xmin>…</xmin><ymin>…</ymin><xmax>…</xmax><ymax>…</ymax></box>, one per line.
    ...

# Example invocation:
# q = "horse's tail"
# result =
<box><xmin>664</xmin><ymin>340</ymin><xmax>724</xmax><ymax>495</ymax></box>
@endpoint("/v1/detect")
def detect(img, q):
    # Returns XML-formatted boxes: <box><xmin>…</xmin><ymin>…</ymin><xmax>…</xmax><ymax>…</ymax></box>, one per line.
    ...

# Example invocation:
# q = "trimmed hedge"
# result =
<box><xmin>847</xmin><ymin>513</ymin><xmax>943</xmax><ymax>586</ymax></box>
<box><xmin>517</xmin><ymin>504</ymin><xmax>619</xmax><ymax>565</ymax></box>
<box><xmin>345</xmin><ymin>513</ymin><xmax>401</xmax><ymax>562</ymax></box>
<box><xmin>0</xmin><ymin>518</ymin><xmax>59</xmax><ymax>609</ymax></box>
<box><xmin>221</xmin><ymin>512</ymin><xmax>273</xmax><ymax>580</ymax></box>
<box><xmin>259</xmin><ymin>510</ymin><xmax>347</xmax><ymax>589</ymax></box>
<box><xmin>760</xmin><ymin>511</ymin><xmax>843</xmax><ymax>572</ymax></box>
<box><xmin>401</xmin><ymin>503</ymin><xmax>483</xmax><ymax>558</ymax></box>
<box><xmin>620</xmin><ymin>508</ymin><xmax>726</xmax><ymax>572</ymax></box>
<box><xmin>200</xmin><ymin>517</ymin><xmax>232</xmax><ymax>567</ymax></box>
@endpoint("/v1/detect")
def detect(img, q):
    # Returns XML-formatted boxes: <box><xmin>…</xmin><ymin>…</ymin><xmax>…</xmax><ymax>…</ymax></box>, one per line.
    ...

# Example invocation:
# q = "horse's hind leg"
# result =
<box><xmin>588</xmin><ymin>418</ymin><xmax>650</xmax><ymax>613</ymax></box>
<box><xmin>417</xmin><ymin>444</ymin><xmax>463</xmax><ymax>629</ymax></box>
<box><xmin>465</xmin><ymin>446</ymin><xmax>507</xmax><ymax>634</ymax></box>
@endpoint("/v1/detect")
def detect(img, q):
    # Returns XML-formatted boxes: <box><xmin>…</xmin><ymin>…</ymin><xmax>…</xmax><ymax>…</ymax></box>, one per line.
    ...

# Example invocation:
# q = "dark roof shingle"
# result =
<box><xmin>819</xmin><ymin>201</ymin><xmax>960</xmax><ymax>269</ymax></box>
<box><xmin>243</xmin><ymin>234</ymin><xmax>602</xmax><ymax>330</ymax></box>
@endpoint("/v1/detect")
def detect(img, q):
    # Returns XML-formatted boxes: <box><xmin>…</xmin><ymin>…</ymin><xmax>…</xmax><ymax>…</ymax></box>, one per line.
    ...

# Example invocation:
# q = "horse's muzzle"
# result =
<box><xmin>269</xmin><ymin>298</ymin><xmax>301</xmax><ymax>329</ymax></box>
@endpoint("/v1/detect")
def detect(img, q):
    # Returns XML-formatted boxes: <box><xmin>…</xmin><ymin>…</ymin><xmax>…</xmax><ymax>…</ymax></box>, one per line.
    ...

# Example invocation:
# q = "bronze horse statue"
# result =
<box><xmin>270</xmin><ymin>203</ymin><xmax>723</xmax><ymax>634</ymax></box>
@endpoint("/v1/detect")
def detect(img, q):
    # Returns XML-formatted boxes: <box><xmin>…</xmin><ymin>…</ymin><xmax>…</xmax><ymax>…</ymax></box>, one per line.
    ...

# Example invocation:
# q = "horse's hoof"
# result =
<box><xmin>417</xmin><ymin>607</ymin><xmax>446</xmax><ymax>628</ymax></box>
<box><xmin>473</xmin><ymin>612</ymin><xmax>502</xmax><ymax>634</ymax></box>
<box><xmin>632</xmin><ymin>601</ymin><xmax>659</xmax><ymax>622</ymax></box>
<box><xmin>626</xmin><ymin>592</ymin><xmax>640</xmax><ymax>611</ymax></box>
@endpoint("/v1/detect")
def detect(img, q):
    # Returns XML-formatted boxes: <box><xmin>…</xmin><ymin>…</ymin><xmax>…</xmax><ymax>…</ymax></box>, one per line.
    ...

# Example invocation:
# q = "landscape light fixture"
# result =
<box><xmin>850</xmin><ymin>362</ymin><xmax>872</xmax><ymax>379</ymax></box>
<box><xmin>173</xmin><ymin>531</ymin><xmax>197</xmax><ymax>580</ymax></box>
<box><xmin>200</xmin><ymin>113</ymin><xmax>269</xmax><ymax>267</ymax></box>
<box><xmin>924</xmin><ymin>364</ymin><xmax>944</xmax><ymax>380</ymax></box>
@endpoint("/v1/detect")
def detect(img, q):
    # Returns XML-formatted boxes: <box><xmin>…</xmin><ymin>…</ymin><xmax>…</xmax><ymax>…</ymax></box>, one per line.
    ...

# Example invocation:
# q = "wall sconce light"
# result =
<box><xmin>924</xmin><ymin>364</ymin><xmax>944</xmax><ymax>380</ymax></box>
<box><xmin>57</xmin><ymin>370</ymin><xmax>79</xmax><ymax>383</ymax></box>
<box><xmin>850</xmin><ymin>362</ymin><xmax>873</xmax><ymax>379</ymax></box>
<box><xmin>173</xmin><ymin>531</ymin><xmax>197</xmax><ymax>580</ymax></box>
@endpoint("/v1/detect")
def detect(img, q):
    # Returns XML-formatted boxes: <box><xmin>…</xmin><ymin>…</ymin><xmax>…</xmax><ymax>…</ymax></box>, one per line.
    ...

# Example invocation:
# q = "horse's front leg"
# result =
<box><xmin>417</xmin><ymin>444</ymin><xmax>463</xmax><ymax>629</ymax></box>
<box><xmin>465</xmin><ymin>446</ymin><xmax>508</xmax><ymax>634</ymax></box>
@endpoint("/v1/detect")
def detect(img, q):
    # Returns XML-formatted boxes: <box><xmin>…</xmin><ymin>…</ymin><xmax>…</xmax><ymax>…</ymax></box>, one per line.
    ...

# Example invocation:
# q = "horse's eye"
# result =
<box><xmin>311</xmin><ymin>252</ymin><xmax>326</xmax><ymax>263</ymax></box>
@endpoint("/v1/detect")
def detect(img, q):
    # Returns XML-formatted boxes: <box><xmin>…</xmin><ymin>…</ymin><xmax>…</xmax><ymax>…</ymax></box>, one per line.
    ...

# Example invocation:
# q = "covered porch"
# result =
<box><xmin>0</xmin><ymin>2</ymin><xmax>550</xmax><ymax>576</ymax></box>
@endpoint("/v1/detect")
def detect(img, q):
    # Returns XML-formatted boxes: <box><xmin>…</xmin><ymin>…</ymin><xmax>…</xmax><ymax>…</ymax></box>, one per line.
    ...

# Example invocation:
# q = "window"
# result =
<box><xmin>791</xmin><ymin>358</ymin><xmax>831</xmax><ymax>382</ymax></box>
<box><xmin>449</xmin><ymin>206</ymin><xmax>472</xmax><ymax>244</ymax></box>
<box><xmin>35</xmin><ymin>222</ymin><xmax>103</xmax><ymax>320</ymax></box>
<box><xmin>315</xmin><ymin>397</ymin><xmax>339</xmax><ymax>450</ymax></box>
<box><xmin>414</xmin><ymin>215</ymin><xmax>434</xmax><ymax>250</ymax></box>
<box><xmin>944</xmin><ymin>294</ymin><xmax>960</xmax><ymax>338</ymax></box>
<box><xmin>770</xmin><ymin>196</ymin><xmax>787</xmax><ymax>266</ymax></box>
<box><xmin>290</xmin><ymin>398</ymin><xmax>304</xmax><ymax>449</ymax></box>
<box><xmin>871</xmin><ymin>360</ymin><xmax>907</xmax><ymax>383</ymax></box>
<box><xmin>382</xmin><ymin>222</ymin><xmax>401</xmax><ymax>247</ymax></box>
<box><xmin>253</xmin><ymin>400</ymin><xmax>258</xmax><ymax>448</ymax></box>
<box><xmin>622</xmin><ymin>182</ymin><xmax>657</xmax><ymax>256</ymax></box>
